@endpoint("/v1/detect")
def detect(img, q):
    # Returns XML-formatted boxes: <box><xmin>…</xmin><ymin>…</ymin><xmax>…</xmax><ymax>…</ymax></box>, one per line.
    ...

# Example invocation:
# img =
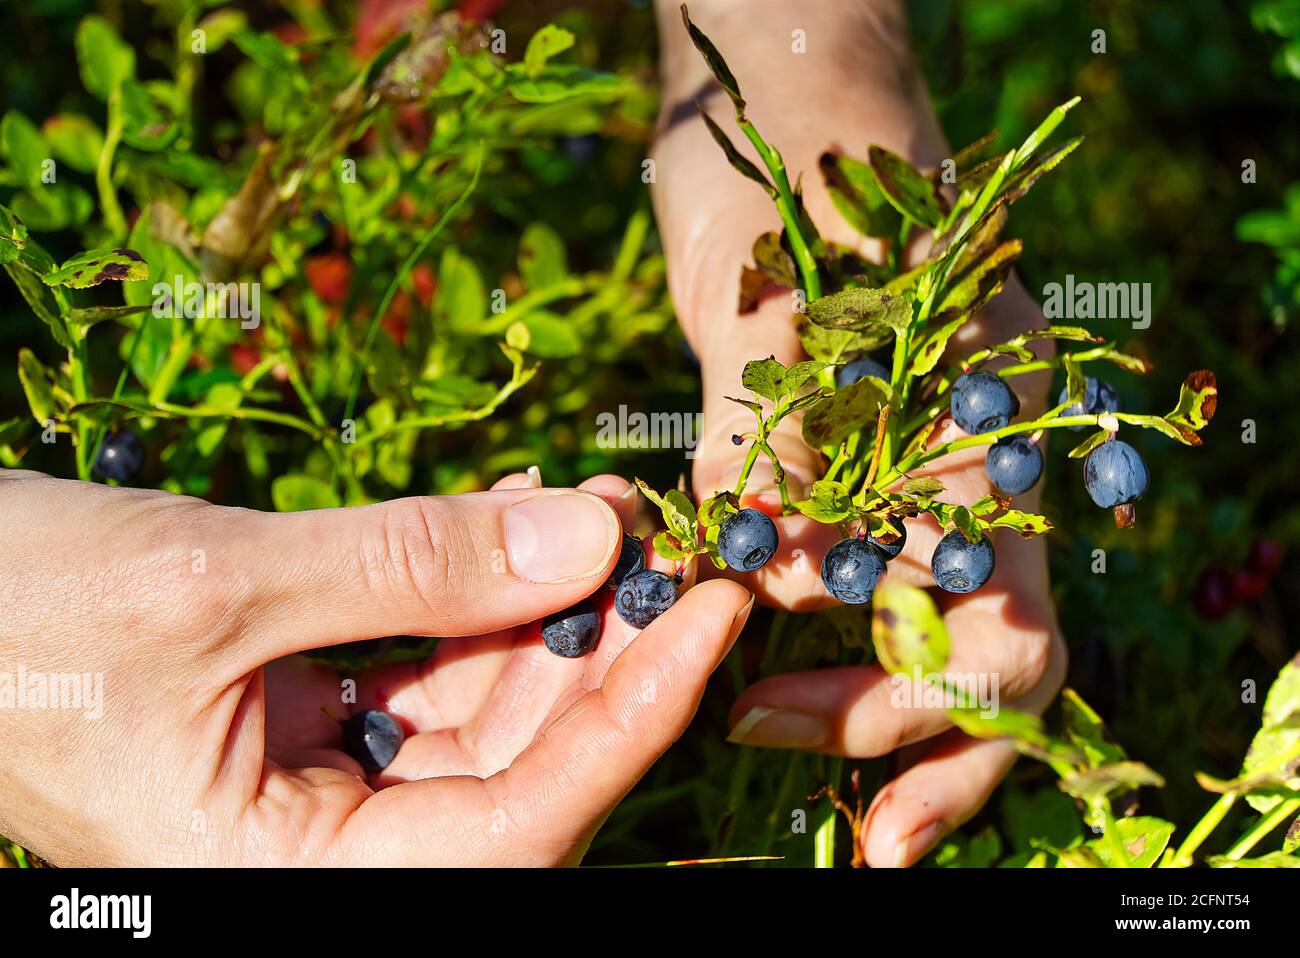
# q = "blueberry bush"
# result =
<box><xmin>2</xmin><ymin>0</ymin><xmax>1298</xmax><ymax>869</ymax></box>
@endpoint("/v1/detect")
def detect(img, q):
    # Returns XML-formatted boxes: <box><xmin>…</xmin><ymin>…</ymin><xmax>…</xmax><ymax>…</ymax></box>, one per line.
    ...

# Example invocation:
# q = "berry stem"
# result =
<box><xmin>1167</xmin><ymin>793</ymin><xmax>1237</xmax><ymax>867</ymax></box>
<box><xmin>1223</xmin><ymin>797</ymin><xmax>1300</xmax><ymax>861</ymax></box>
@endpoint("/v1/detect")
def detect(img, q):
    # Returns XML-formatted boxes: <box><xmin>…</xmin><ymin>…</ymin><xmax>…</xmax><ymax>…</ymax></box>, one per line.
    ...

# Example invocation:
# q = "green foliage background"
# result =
<box><xmin>2</xmin><ymin>0</ymin><xmax>1298</xmax><ymax>867</ymax></box>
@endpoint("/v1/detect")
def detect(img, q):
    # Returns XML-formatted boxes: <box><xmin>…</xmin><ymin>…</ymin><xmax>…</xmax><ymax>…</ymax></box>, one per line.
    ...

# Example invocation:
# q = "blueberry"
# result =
<box><xmin>836</xmin><ymin>356</ymin><xmax>889</xmax><ymax>389</ymax></box>
<box><xmin>341</xmin><ymin>710</ymin><xmax>404</xmax><ymax>773</ymax></box>
<box><xmin>950</xmin><ymin>371</ymin><xmax>1020</xmax><ymax>435</ymax></box>
<box><xmin>717</xmin><ymin>508</ymin><xmax>779</xmax><ymax>571</ymax></box>
<box><xmin>605</xmin><ymin>533</ymin><xmax>646</xmax><ymax>590</ymax></box>
<box><xmin>615</xmin><ymin>569</ymin><xmax>678</xmax><ymax>629</ymax></box>
<box><xmin>869</xmin><ymin>519</ymin><xmax>907</xmax><ymax>560</ymax></box>
<box><xmin>541</xmin><ymin>601</ymin><xmax>601</xmax><ymax>657</ymax></box>
<box><xmin>931</xmin><ymin>531</ymin><xmax>995</xmax><ymax>594</ymax></box>
<box><xmin>1084</xmin><ymin>439</ymin><xmax>1148</xmax><ymax>508</ymax></box>
<box><xmin>92</xmin><ymin>429</ymin><xmax>144</xmax><ymax>483</ymax></box>
<box><xmin>984</xmin><ymin>434</ymin><xmax>1044</xmax><ymax>494</ymax></box>
<box><xmin>1058</xmin><ymin>376</ymin><xmax>1120</xmax><ymax>431</ymax></box>
<box><xmin>820</xmin><ymin>538</ymin><xmax>887</xmax><ymax>605</ymax></box>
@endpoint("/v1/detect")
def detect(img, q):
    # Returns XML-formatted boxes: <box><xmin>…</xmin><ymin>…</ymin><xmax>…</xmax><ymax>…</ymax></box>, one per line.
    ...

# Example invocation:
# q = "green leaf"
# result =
<box><xmin>0</xmin><ymin>203</ymin><xmax>29</xmax><ymax>265</ymax></box>
<box><xmin>698</xmin><ymin>491</ymin><xmax>739</xmax><ymax>526</ymax></box>
<box><xmin>819</xmin><ymin>152</ymin><xmax>900</xmax><ymax>239</ymax></box>
<box><xmin>936</xmin><ymin>239</ymin><xmax>1021</xmax><ymax>316</ymax></box>
<box><xmin>1059</xmin><ymin>762</ymin><xmax>1165</xmax><ymax>804</ymax></box>
<box><xmin>740</xmin><ymin>357</ymin><xmax>785</xmax><ymax>402</ymax></box>
<box><xmin>799</xmin><ymin>320</ymin><xmax>892</xmax><ymax>360</ymax></box>
<box><xmin>1089</xmin><ymin>817</ymin><xmax>1174</xmax><ymax>869</ymax></box>
<box><xmin>635</xmin><ymin>479</ymin><xmax>696</xmax><ymax>540</ymax></box>
<box><xmin>17</xmin><ymin>348</ymin><xmax>61</xmax><ymax>425</ymax></box>
<box><xmin>699</xmin><ymin>110</ymin><xmax>773</xmax><ymax>196</ymax></box>
<box><xmin>867</xmin><ymin>145</ymin><xmax>945</xmax><ymax>227</ymax></box>
<box><xmin>523</xmin><ymin>25</ymin><xmax>576</xmax><ymax>75</ymax></box>
<box><xmin>801</xmin><ymin>375</ymin><xmax>889</xmax><ymax>448</ymax></box>
<box><xmin>520</xmin><ymin>311</ymin><xmax>580</xmax><ymax>358</ymax></box>
<box><xmin>1061</xmin><ymin>688</ymin><xmax>1126</xmax><ymax>768</ymax></box>
<box><xmin>750</xmin><ymin>231</ymin><xmax>796</xmax><ymax>287</ymax></box>
<box><xmin>271</xmin><ymin>475</ymin><xmax>341</xmax><ymax>512</ymax></box>
<box><xmin>949</xmin><ymin>706</ymin><xmax>1083</xmax><ymax>766</ymax></box>
<box><xmin>9</xmin><ymin>184</ymin><xmax>94</xmax><ymax>233</ymax></box>
<box><xmin>871</xmin><ymin>581</ymin><xmax>950</xmax><ymax>676</ymax></box>
<box><xmin>1003</xmin><ymin>135</ymin><xmax>1084</xmax><ymax>206</ymax></box>
<box><xmin>793</xmin><ymin>479</ymin><xmax>857</xmax><ymax>523</ymax></box>
<box><xmin>76</xmin><ymin>15</ymin><xmax>136</xmax><ymax>100</ymax></box>
<box><xmin>1242</xmin><ymin>653</ymin><xmax>1300</xmax><ymax>813</ymax></box>
<box><xmin>0</xmin><ymin>111</ymin><xmax>49</xmax><ymax>187</ymax></box>
<box><xmin>1206</xmin><ymin>852</ymin><xmax>1300</xmax><ymax>868</ymax></box>
<box><xmin>679</xmin><ymin>4</ymin><xmax>745</xmax><ymax>113</ymax></box>
<box><xmin>437</xmin><ymin>247</ymin><xmax>485</xmax><ymax>334</ymax></box>
<box><xmin>518</xmin><ymin>222</ymin><xmax>569</xmax><ymax>288</ymax></box>
<box><xmin>5</xmin><ymin>263</ymin><xmax>71</xmax><ymax>349</ymax></box>
<box><xmin>42</xmin><ymin>114</ymin><xmax>103</xmax><ymax>174</ymax></box>
<box><xmin>120</xmin><ymin>80</ymin><xmax>179</xmax><ymax>152</ymax></box>
<box><xmin>901</xmin><ymin>476</ymin><xmax>945</xmax><ymax>498</ymax></box>
<box><xmin>506</xmin><ymin>66</ymin><xmax>629</xmax><ymax>104</ymax></box>
<box><xmin>806</xmin><ymin>286</ymin><xmax>912</xmax><ymax>334</ymax></box>
<box><xmin>1056</xmin><ymin>418</ymin><xmax>1107</xmax><ymax>455</ymax></box>
<box><xmin>43</xmin><ymin>248</ymin><xmax>147</xmax><ymax>289</ymax></box>
<box><xmin>652</xmin><ymin>530</ymin><xmax>691</xmax><ymax>562</ymax></box>
<box><xmin>64</xmin><ymin>303</ymin><xmax>151</xmax><ymax>328</ymax></box>
<box><xmin>1010</xmin><ymin>97</ymin><xmax>1080</xmax><ymax>169</ymax></box>
<box><xmin>1165</xmin><ymin>370</ymin><xmax>1218</xmax><ymax>432</ymax></box>
<box><xmin>910</xmin><ymin>311</ymin><xmax>970</xmax><ymax>377</ymax></box>
<box><xmin>988</xmin><ymin>509</ymin><xmax>1054</xmax><ymax>538</ymax></box>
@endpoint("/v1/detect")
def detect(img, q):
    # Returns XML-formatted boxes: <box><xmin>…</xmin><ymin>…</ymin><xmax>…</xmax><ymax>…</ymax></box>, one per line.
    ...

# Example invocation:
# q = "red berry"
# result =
<box><xmin>1230</xmin><ymin>569</ymin><xmax>1269</xmax><ymax>604</ymax></box>
<box><xmin>1246</xmin><ymin>539</ymin><xmax>1283</xmax><ymax>579</ymax></box>
<box><xmin>305</xmin><ymin>253</ymin><xmax>352</xmax><ymax>305</ymax></box>
<box><xmin>1192</xmin><ymin>568</ymin><xmax>1234</xmax><ymax>620</ymax></box>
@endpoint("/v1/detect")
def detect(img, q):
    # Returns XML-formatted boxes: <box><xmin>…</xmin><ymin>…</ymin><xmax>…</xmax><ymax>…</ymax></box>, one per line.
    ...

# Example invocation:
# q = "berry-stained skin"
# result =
<box><xmin>1084</xmin><ymin>439</ymin><xmax>1149</xmax><ymax>508</ymax></box>
<box><xmin>605</xmin><ymin>532</ymin><xmax>646</xmax><ymax>589</ymax></box>
<box><xmin>717</xmin><ymin>508</ymin><xmax>779</xmax><ymax>571</ymax></box>
<box><xmin>950</xmin><ymin>370</ymin><xmax>1021</xmax><ymax>434</ymax></box>
<box><xmin>1058</xmin><ymin>376</ymin><xmax>1119</xmax><ymax>431</ymax></box>
<box><xmin>541</xmin><ymin>601</ymin><xmax>601</xmax><ymax>657</ymax></box>
<box><xmin>341</xmin><ymin>710</ymin><xmax>405</xmax><ymax>773</ymax></box>
<box><xmin>931</xmin><ymin>531</ymin><xmax>996</xmax><ymax>594</ymax></box>
<box><xmin>869</xmin><ymin>519</ymin><xmax>907</xmax><ymax>560</ymax></box>
<box><xmin>835</xmin><ymin>355</ymin><xmax>889</xmax><ymax>389</ymax></box>
<box><xmin>985</xmin><ymin>434</ymin><xmax>1044</xmax><ymax>495</ymax></box>
<box><xmin>820</xmin><ymin>538</ymin><xmax>887</xmax><ymax>605</ymax></box>
<box><xmin>92</xmin><ymin>430</ymin><xmax>145</xmax><ymax>483</ymax></box>
<box><xmin>615</xmin><ymin>569</ymin><xmax>679</xmax><ymax>628</ymax></box>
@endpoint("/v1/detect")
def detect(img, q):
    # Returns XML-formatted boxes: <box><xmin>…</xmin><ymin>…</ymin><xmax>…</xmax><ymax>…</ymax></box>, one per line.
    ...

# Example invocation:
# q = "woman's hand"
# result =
<box><xmin>0</xmin><ymin>470</ymin><xmax>751</xmax><ymax>865</ymax></box>
<box><xmin>652</xmin><ymin>0</ymin><xmax>1065</xmax><ymax>865</ymax></box>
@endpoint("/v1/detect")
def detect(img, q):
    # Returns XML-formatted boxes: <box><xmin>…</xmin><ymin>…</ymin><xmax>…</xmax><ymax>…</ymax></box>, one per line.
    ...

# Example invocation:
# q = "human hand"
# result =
<box><xmin>651</xmin><ymin>0</ymin><xmax>1065</xmax><ymax>865</ymax></box>
<box><xmin>0</xmin><ymin>470</ymin><xmax>751</xmax><ymax>866</ymax></box>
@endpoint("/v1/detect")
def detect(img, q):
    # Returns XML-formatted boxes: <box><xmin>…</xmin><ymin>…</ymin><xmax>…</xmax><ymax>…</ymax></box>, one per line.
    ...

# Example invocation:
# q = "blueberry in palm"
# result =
<box><xmin>820</xmin><ymin>538</ymin><xmax>887</xmax><ymax>605</ymax></box>
<box><xmin>950</xmin><ymin>371</ymin><xmax>1020</xmax><ymax>434</ymax></box>
<box><xmin>541</xmin><ymin>601</ymin><xmax>601</xmax><ymax>657</ymax></box>
<box><xmin>93</xmin><ymin>429</ymin><xmax>145</xmax><ymax>483</ymax></box>
<box><xmin>984</xmin><ymin>435</ymin><xmax>1044</xmax><ymax>494</ymax></box>
<box><xmin>717</xmin><ymin>508</ymin><xmax>779</xmax><ymax>571</ymax></box>
<box><xmin>931</xmin><ymin>531</ymin><xmax>996</xmax><ymax>594</ymax></box>
<box><xmin>615</xmin><ymin>569</ymin><xmax>678</xmax><ymax>629</ymax></box>
<box><xmin>1084</xmin><ymin>439</ymin><xmax>1148</xmax><ymax>508</ymax></box>
<box><xmin>1058</xmin><ymin>376</ymin><xmax>1119</xmax><ymax>431</ymax></box>
<box><xmin>869</xmin><ymin>519</ymin><xmax>907</xmax><ymax>560</ymax></box>
<box><xmin>836</xmin><ymin>355</ymin><xmax>889</xmax><ymax>389</ymax></box>
<box><xmin>341</xmin><ymin>710</ymin><xmax>404</xmax><ymax>773</ymax></box>
<box><xmin>605</xmin><ymin>533</ymin><xmax>646</xmax><ymax>590</ymax></box>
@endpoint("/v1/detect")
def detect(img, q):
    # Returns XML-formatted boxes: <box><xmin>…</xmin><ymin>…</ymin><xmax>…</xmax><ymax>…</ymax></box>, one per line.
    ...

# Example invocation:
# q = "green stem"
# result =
<box><xmin>1225</xmin><ymin>797</ymin><xmax>1300</xmax><ymax>861</ymax></box>
<box><xmin>1168</xmin><ymin>793</ymin><xmax>1237</xmax><ymax>867</ymax></box>
<box><xmin>96</xmin><ymin>87</ymin><xmax>127</xmax><ymax>242</ymax></box>
<box><xmin>736</xmin><ymin>119</ymin><xmax>821</xmax><ymax>301</ymax></box>
<box><xmin>352</xmin><ymin>368</ymin><xmax>534</xmax><ymax>448</ymax></box>
<box><xmin>814</xmin><ymin>757</ymin><xmax>842</xmax><ymax>867</ymax></box>
<box><xmin>1102</xmin><ymin>806</ymin><xmax>1132</xmax><ymax>867</ymax></box>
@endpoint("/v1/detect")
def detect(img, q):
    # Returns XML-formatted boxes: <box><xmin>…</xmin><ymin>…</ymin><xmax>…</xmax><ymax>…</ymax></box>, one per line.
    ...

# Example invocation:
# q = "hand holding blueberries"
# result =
<box><xmin>0</xmin><ymin>469</ymin><xmax>751</xmax><ymax>865</ymax></box>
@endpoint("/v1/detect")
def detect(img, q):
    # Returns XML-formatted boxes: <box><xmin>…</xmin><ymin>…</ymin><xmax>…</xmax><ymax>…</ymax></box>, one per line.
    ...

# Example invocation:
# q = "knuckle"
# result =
<box><xmin>363</xmin><ymin>498</ymin><xmax>478</xmax><ymax>628</ymax></box>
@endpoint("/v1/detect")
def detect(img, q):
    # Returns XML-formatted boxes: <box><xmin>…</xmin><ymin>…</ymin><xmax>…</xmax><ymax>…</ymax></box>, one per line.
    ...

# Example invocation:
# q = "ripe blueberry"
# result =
<box><xmin>1083</xmin><ymin>439</ymin><xmax>1148</xmax><ymax>508</ymax></box>
<box><xmin>1058</xmin><ymin>376</ymin><xmax>1119</xmax><ymax>430</ymax></box>
<box><xmin>615</xmin><ymin>569</ymin><xmax>678</xmax><ymax>629</ymax></box>
<box><xmin>836</xmin><ymin>356</ymin><xmax>889</xmax><ymax>389</ymax></box>
<box><xmin>605</xmin><ymin>533</ymin><xmax>646</xmax><ymax>590</ymax></box>
<box><xmin>869</xmin><ymin>519</ymin><xmax>907</xmax><ymax>560</ymax></box>
<box><xmin>931</xmin><ymin>531</ymin><xmax>996</xmax><ymax>594</ymax></box>
<box><xmin>341</xmin><ymin>710</ymin><xmax>404</xmax><ymax>773</ymax></box>
<box><xmin>717</xmin><ymin>508</ymin><xmax>779</xmax><ymax>571</ymax></box>
<box><xmin>950</xmin><ymin>370</ymin><xmax>1020</xmax><ymax>435</ymax></box>
<box><xmin>820</xmin><ymin>538</ymin><xmax>887</xmax><ymax>605</ymax></box>
<box><xmin>984</xmin><ymin>434</ymin><xmax>1044</xmax><ymax>494</ymax></box>
<box><xmin>92</xmin><ymin>429</ymin><xmax>145</xmax><ymax>483</ymax></box>
<box><xmin>541</xmin><ymin>601</ymin><xmax>601</xmax><ymax>657</ymax></box>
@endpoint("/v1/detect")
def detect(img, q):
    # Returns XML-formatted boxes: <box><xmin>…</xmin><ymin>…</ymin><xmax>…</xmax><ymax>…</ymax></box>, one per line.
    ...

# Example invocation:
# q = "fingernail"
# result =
<box><xmin>524</xmin><ymin>465</ymin><xmax>543</xmax><ymax>489</ymax></box>
<box><xmin>893</xmin><ymin>821</ymin><xmax>944</xmax><ymax>868</ymax></box>
<box><xmin>715</xmin><ymin>594</ymin><xmax>755</xmax><ymax>670</ymax></box>
<box><xmin>504</xmin><ymin>492</ymin><xmax>619</xmax><ymax>583</ymax></box>
<box><xmin>727</xmin><ymin>706</ymin><xmax>827</xmax><ymax>748</ymax></box>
